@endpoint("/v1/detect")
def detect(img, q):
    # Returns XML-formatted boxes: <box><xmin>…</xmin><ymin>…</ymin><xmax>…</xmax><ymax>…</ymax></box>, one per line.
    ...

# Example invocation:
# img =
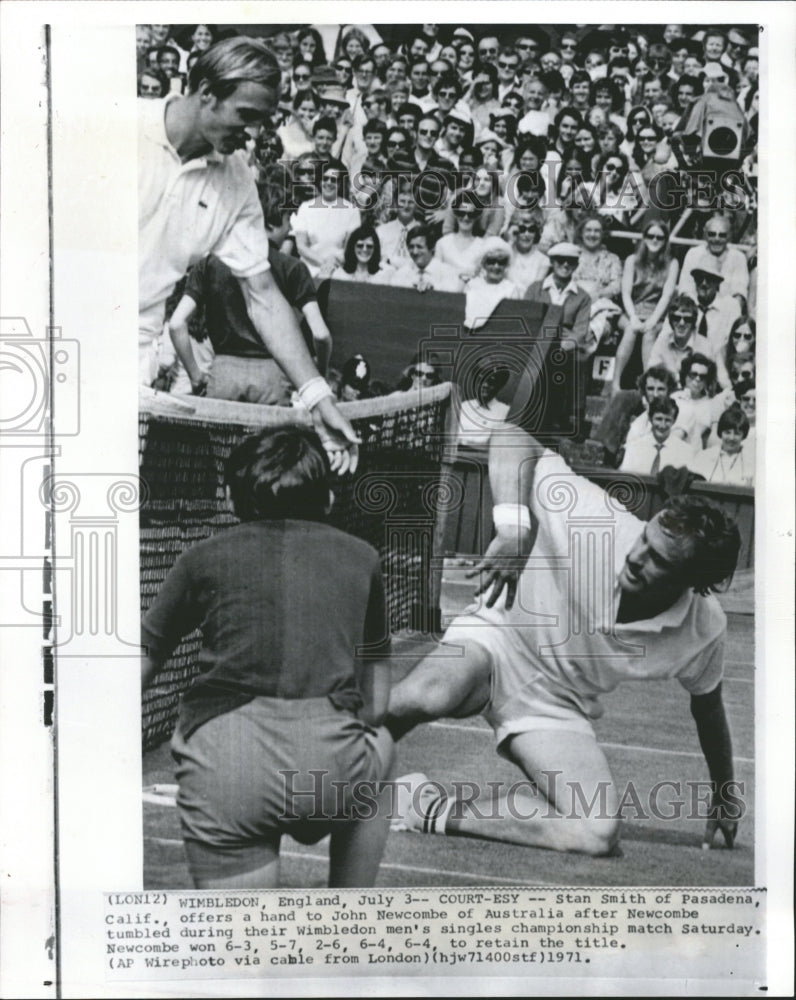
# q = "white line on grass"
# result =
<box><xmin>145</xmin><ymin>839</ymin><xmax>553</xmax><ymax>886</ymax></box>
<box><xmin>428</xmin><ymin>721</ymin><xmax>754</xmax><ymax>764</ymax></box>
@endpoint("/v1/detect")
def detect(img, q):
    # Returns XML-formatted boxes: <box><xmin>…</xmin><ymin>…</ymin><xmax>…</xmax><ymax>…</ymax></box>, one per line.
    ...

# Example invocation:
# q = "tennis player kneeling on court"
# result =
<box><xmin>388</xmin><ymin>425</ymin><xmax>742</xmax><ymax>857</ymax></box>
<box><xmin>141</xmin><ymin>428</ymin><xmax>394</xmax><ymax>889</ymax></box>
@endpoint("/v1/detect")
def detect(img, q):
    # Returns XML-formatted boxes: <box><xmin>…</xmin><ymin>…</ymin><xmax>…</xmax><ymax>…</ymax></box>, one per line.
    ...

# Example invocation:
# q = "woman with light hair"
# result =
<box><xmin>464</xmin><ymin>237</ymin><xmax>519</xmax><ymax>329</ymax></box>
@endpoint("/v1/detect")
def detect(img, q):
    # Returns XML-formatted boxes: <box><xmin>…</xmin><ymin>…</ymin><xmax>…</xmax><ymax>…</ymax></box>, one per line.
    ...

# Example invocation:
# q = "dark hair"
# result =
<box><xmin>434</xmin><ymin>72</ymin><xmax>463</xmax><ymax>98</ymax></box>
<box><xmin>717</xmin><ymin>404</ymin><xmax>750</xmax><ymax>439</ymax></box>
<box><xmin>725</xmin><ymin>316</ymin><xmax>756</xmax><ymax>369</ymax></box>
<box><xmin>352</xmin><ymin>52</ymin><xmax>376</xmax><ymax>73</ymax></box>
<box><xmin>667</xmin><ymin>291</ymin><xmax>698</xmax><ymax>321</ymax></box>
<box><xmin>632</xmin><ymin>121</ymin><xmax>663</xmax><ymax>165</ymax></box>
<box><xmin>137</xmin><ymin>67</ymin><xmax>169</xmax><ymax>97</ymax></box>
<box><xmin>225</xmin><ymin>428</ymin><xmax>331</xmax><ymax>522</ymax></box>
<box><xmin>680</xmin><ymin>351</ymin><xmax>717</xmax><ymax>394</ymax></box>
<box><xmin>396</xmin><ymin>101</ymin><xmax>423</xmax><ymax>123</ymax></box>
<box><xmin>568</xmin><ymin>69</ymin><xmax>593</xmax><ymax>99</ymax></box>
<box><xmin>539</xmin><ymin>69</ymin><xmax>565</xmax><ymax>94</ymax></box>
<box><xmin>362</xmin><ymin>117</ymin><xmax>388</xmax><ymax>139</ymax></box>
<box><xmin>657</xmin><ymin>495</ymin><xmax>741</xmax><ymax>594</ymax></box>
<box><xmin>637</xmin><ymin>364</ymin><xmax>678</xmax><ymax>395</ymax></box>
<box><xmin>342</xmin><ymin>224</ymin><xmax>382</xmax><ymax>274</ymax></box>
<box><xmin>471</xmin><ymin>61</ymin><xmax>499</xmax><ymax>96</ymax></box>
<box><xmin>553</xmin><ymin>105</ymin><xmax>583</xmax><ymax>135</ymax></box>
<box><xmin>490</xmin><ymin>111</ymin><xmax>517</xmax><ymax>143</ymax></box>
<box><xmin>296</xmin><ymin>27</ymin><xmax>326</xmax><ymax>68</ymax></box>
<box><xmin>593</xmin><ymin>77</ymin><xmax>625</xmax><ymax>113</ymax></box>
<box><xmin>513</xmin><ymin>135</ymin><xmax>548</xmax><ymax>168</ymax></box>
<box><xmin>625</xmin><ymin>103</ymin><xmax>653</xmax><ymax>141</ymax></box>
<box><xmin>292</xmin><ymin>88</ymin><xmax>319</xmax><ymax>112</ymax></box>
<box><xmin>312</xmin><ymin>114</ymin><xmax>338</xmax><ymax>137</ymax></box>
<box><xmin>556</xmin><ymin>146</ymin><xmax>594</xmax><ymax>198</ymax></box>
<box><xmin>406</xmin><ymin>223</ymin><xmax>436</xmax><ymax>251</ymax></box>
<box><xmin>258</xmin><ymin>181</ymin><xmax>294</xmax><ymax>229</ymax></box>
<box><xmin>648</xmin><ymin>396</ymin><xmax>679</xmax><ymax>421</ymax></box>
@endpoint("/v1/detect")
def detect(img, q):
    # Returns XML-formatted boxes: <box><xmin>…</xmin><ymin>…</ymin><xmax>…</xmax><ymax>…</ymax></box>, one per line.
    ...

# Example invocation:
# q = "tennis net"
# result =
<box><xmin>139</xmin><ymin>385</ymin><xmax>452</xmax><ymax>749</ymax></box>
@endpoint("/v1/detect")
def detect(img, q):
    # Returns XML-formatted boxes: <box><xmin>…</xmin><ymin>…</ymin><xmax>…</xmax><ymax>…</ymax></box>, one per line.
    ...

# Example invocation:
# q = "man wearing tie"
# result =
<box><xmin>376</xmin><ymin>184</ymin><xmax>419</xmax><ymax>268</ymax></box>
<box><xmin>690</xmin><ymin>263</ymin><xmax>741</xmax><ymax>356</ymax></box>
<box><xmin>619</xmin><ymin>397</ymin><xmax>695</xmax><ymax>475</ymax></box>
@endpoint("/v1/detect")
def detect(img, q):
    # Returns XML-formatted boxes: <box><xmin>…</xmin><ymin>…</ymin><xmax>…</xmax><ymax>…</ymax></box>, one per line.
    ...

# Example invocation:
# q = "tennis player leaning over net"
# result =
<box><xmin>388</xmin><ymin>424</ymin><xmax>742</xmax><ymax>856</ymax></box>
<box><xmin>141</xmin><ymin>428</ymin><xmax>394</xmax><ymax>889</ymax></box>
<box><xmin>139</xmin><ymin>36</ymin><xmax>358</xmax><ymax>473</ymax></box>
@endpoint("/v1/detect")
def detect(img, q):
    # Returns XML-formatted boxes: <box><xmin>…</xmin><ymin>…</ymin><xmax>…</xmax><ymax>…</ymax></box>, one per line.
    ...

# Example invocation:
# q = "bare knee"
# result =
<box><xmin>577</xmin><ymin>817</ymin><xmax>622</xmax><ymax>857</ymax></box>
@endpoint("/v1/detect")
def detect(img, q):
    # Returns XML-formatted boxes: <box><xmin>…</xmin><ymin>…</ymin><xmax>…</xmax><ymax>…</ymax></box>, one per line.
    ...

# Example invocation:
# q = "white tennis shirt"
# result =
<box><xmin>139</xmin><ymin>96</ymin><xmax>270</xmax><ymax>356</ymax></box>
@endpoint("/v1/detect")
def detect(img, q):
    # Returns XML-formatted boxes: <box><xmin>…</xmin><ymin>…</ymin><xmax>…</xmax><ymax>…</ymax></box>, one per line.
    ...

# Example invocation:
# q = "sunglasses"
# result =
<box><xmin>687</xmin><ymin>370</ymin><xmax>709</xmax><ymax>380</ymax></box>
<box><xmin>733</xmin><ymin>331</ymin><xmax>754</xmax><ymax>340</ymax></box>
<box><xmin>516</xmin><ymin>42</ymin><xmax>537</xmax><ymax>50</ymax></box>
<box><xmin>605</xmin><ymin>163</ymin><xmax>623</xmax><ymax>172</ymax></box>
<box><xmin>514</xmin><ymin>225</ymin><xmax>539</xmax><ymax>234</ymax></box>
<box><xmin>479</xmin><ymin>47</ymin><xmax>498</xmax><ymax>55</ymax></box>
<box><xmin>705</xmin><ymin>230</ymin><xmax>728</xmax><ymax>238</ymax></box>
<box><xmin>639</xmin><ymin>134</ymin><xmax>658</xmax><ymax>141</ymax></box>
<box><xmin>498</xmin><ymin>60</ymin><xmax>518</xmax><ymax>69</ymax></box>
<box><xmin>645</xmin><ymin>232</ymin><xmax>666</xmax><ymax>241</ymax></box>
<box><xmin>294</xmin><ymin>72</ymin><xmax>311</xmax><ymax>81</ymax></box>
<box><xmin>418</xmin><ymin>128</ymin><xmax>439</xmax><ymax>137</ymax></box>
<box><xmin>671</xmin><ymin>314</ymin><xmax>695</xmax><ymax>324</ymax></box>
<box><xmin>485</xmin><ymin>257</ymin><xmax>509</xmax><ymax>265</ymax></box>
<box><xmin>561</xmin><ymin>41</ymin><xmax>577</xmax><ymax>50</ymax></box>
<box><xmin>355</xmin><ymin>241</ymin><xmax>375</xmax><ymax>250</ymax></box>
<box><xmin>409</xmin><ymin>367</ymin><xmax>436</xmax><ymax>379</ymax></box>
<box><xmin>454</xmin><ymin>209</ymin><xmax>476</xmax><ymax>218</ymax></box>
<box><xmin>387</xmin><ymin>139</ymin><xmax>405</xmax><ymax>147</ymax></box>
<box><xmin>438</xmin><ymin>88</ymin><xmax>457</xmax><ymax>98</ymax></box>
<box><xmin>552</xmin><ymin>257</ymin><xmax>577</xmax><ymax>266</ymax></box>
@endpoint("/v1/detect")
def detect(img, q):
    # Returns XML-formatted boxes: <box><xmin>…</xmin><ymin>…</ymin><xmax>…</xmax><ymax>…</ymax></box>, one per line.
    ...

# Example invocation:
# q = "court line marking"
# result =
<box><xmin>145</xmin><ymin>839</ymin><xmax>552</xmax><ymax>886</ymax></box>
<box><xmin>428</xmin><ymin>722</ymin><xmax>754</xmax><ymax>764</ymax></box>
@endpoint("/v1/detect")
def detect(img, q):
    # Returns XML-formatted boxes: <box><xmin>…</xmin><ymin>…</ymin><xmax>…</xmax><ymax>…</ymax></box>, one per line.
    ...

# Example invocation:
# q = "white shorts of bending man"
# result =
<box><xmin>387</xmin><ymin>425</ymin><xmax>742</xmax><ymax>856</ymax></box>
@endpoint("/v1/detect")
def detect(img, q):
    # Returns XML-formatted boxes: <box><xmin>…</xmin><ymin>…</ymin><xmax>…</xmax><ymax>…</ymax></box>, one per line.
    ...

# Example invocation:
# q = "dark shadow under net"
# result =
<box><xmin>139</xmin><ymin>395</ymin><xmax>447</xmax><ymax>749</ymax></box>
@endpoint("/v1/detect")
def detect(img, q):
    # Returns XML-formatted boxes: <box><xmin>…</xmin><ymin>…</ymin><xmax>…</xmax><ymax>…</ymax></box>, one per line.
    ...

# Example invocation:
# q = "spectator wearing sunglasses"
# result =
<box><xmin>505</xmin><ymin>208</ymin><xmax>549</xmax><ymax>294</ymax></box>
<box><xmin>464</xmin><ymin>237</ymin><xmax>519</xmax><ymax>329</ymax></box>
<box><xmin>292</xmin><ymin>160</ymin><xmax>361</xmax><ymax>277</ymax></box>
<box><xmin>322</xmin><ymin>224</ymin><xmax>392</xmax><ymax>284</ymax></box>
<box><xmin>647</xmin><ymin>293</ymin><xmax>716</xmax><ymax>386</ymax></box>
<box><xmin>679</xmin><ymin>212</ymin><xmax>750</xmax><ymax>307</ymax></box>
<box><xmin>671</xmin><ymin>353</ymin><xmax>720</xmax><ymax>450</ymax></box>
<box><xmin>433</xmin><ymin>192</ymin><xmax>487</xmax><ymax>283</ymax></box>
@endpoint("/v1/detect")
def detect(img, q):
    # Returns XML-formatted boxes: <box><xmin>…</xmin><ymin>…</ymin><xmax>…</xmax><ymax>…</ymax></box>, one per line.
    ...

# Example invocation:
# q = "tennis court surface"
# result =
<box><xmin>143</xmin><ymin>570</ymin><xmax>754</xmax><ymax>889</ymax></box>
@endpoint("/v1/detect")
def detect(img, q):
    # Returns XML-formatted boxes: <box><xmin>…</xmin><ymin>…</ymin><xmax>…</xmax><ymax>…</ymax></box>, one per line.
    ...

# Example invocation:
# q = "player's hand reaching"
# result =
<box><xmin>702</xmin><ymin>789</ymin><xmax>740</xmax><ymax>851</ymax></box>
<box><xmin>466</xmin><ymin>527</ymin><xmax>532</xmax><ymax>609</ymax></box>
<box><xmin>312</xmin><ymin>396</ymin><xmax>361</xmax><ymax>476</ymax></box>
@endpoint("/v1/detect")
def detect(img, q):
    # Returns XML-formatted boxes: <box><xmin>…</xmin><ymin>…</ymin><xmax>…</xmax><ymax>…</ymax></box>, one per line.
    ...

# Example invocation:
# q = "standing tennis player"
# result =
<box><xmin>139</xmin><ymin>35</ymin><xmax>358</xmax><ymax>472</ymax></box>
<box><xmin>388</xmin><ymin>425</ymin><xmax>742</xmax><ymax>856</ymax></box>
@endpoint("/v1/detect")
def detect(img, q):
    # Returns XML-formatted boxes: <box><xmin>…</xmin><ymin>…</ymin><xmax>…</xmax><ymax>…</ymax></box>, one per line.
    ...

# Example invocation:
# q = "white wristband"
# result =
<box><xmin>297</xmin><ymin>376</ymin><xmax>333</xmax><ymax>410</ymax></box>
<box><xmin>493</xmin><ymin>503</ymin><xmax>531</xmax><ymax>532</ymax></box>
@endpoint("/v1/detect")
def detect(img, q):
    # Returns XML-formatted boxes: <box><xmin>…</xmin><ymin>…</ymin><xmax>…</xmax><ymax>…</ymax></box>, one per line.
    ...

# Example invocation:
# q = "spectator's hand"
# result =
<box><xmin>311</xmin><ymin>396</ymin><xmax>361</xmax><ymax>476</ymax></box>
<box><xmin>425</xmin><ymin>207</ymin><xmax>448</xmax><ymax>226</ymax></box>
<box><xmin>191</xmin><ymin>375</ymin><xmax>209</xmax><ymax>397</ymax></box>
<box><xmin>702</xmin><ymin>789</ymin><xmax>740</xmax><ymax>851</ymax></box>
<box><xmin>466</xmin><ymin>526</ymin><xmax>532</xmax><ymax>610</ymax></box>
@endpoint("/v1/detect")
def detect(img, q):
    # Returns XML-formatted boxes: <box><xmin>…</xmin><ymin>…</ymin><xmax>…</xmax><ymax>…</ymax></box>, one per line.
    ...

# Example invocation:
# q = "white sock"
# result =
<box><xmin>422</xmin><ymin>791</ymin><xmax>454</xmax><ymax>834</ymax></box>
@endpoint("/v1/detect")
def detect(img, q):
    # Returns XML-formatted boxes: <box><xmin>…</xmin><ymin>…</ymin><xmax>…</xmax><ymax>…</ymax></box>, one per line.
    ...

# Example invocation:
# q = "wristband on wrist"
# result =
<box><xmin>297</xmin><ymin>376</ymin><xmax>333</xmax><ymax>410</ymax></box>
<box><xmin>493</xmin><ymin>503</ymin><xmax>531</xmax><ymax>532</ymax></box>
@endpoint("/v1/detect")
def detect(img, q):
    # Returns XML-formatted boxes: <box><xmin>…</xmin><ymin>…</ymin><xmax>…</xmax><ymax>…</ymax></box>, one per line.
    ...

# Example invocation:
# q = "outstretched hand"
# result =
<box><xmin>312</xmin><ymin>396</ymin><xmax>360</xmax><ymax>476</ymax></box>
<box><xmin>701</xmin><ymin>791</ymin><xmax>740</xmax><ymax>850</ymax></box>
<box><xmin>465</xmin><ymin>528</ymin><xmax>532</xmax><ymax>609</ymax></box>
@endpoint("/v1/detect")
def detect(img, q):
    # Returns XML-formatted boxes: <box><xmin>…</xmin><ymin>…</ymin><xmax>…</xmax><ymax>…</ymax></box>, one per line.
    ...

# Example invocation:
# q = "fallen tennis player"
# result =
<box><xmin>388</xmin><ymin>425</ymin><xmax>742</xmax><ymax>856</ymax></box>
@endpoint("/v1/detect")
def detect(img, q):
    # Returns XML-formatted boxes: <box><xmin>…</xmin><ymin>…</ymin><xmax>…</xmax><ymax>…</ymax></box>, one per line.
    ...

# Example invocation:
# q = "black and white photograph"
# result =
<box><xmin>0</xmin><ymin>3</ymin><xmax>793</xmax><ymax>997</ymax></box>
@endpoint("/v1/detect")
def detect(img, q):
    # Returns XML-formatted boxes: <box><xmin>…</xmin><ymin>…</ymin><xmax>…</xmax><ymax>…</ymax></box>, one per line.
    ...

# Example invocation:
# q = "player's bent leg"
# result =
<box><xmin>386</xmin><ymin>639</ymin><xmax>492</xmax><ymax>741</ymax></box>
<box><xmin>404</xmin><ymin>729</ymin><xmax>621</xmax><ymax>857</ymax></box>
<box><xmin>328</xmin><ymin>728</ymin><xmax>396</xmax><ymax>888</ymax></box>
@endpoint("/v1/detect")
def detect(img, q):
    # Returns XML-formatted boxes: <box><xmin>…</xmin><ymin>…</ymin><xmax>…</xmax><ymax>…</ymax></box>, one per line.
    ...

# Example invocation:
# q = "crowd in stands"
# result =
<box><xmin>140</xmin><ymin>22</ymin><xmax>758</xmax><ymax>488</ymax></box>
